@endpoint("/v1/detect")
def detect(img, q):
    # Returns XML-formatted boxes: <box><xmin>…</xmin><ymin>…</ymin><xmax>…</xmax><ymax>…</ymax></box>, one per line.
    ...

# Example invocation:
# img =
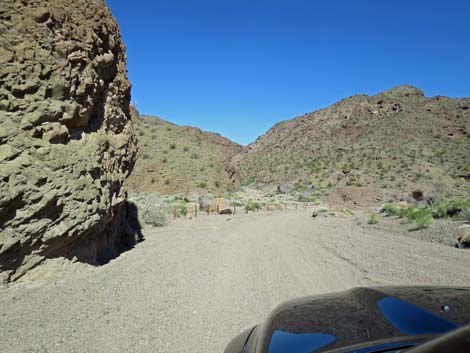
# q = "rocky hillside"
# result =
<box><xmin>126</xmin><ymin>114</ymin><xmax>242</xmax><ymax>194</ymax></box>
<box><xmin>234</xmin><ymin>86</ymin><xmax>470</xmax><ymax>202</ymax></box>
<box><xmin>0</xmin><ymin>0</ymin><xmax>137</xmax><ymax>283</ymax></box>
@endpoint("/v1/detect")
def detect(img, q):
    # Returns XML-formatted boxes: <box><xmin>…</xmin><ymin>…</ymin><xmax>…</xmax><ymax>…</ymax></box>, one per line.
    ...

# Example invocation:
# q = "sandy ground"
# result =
<box><xmin>0</xmin><ymin>211</ymin><xmax>469</xmax><ymax>353</ymax></box>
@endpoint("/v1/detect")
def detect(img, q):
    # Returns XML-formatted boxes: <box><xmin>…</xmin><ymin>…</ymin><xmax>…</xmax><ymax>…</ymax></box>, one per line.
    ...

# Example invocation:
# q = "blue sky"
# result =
<box><xmin>107</xmin><ymin>0</ymin><xmax>470</xmax><ymax>145</ymax></box>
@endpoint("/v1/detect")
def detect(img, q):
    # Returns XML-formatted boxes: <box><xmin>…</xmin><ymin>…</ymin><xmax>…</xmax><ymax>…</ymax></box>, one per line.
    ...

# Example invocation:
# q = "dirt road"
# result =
<box><xmin>1</xmin><ymin>211</ymin><xmax>468</xmax><ymax>353</ymax></box>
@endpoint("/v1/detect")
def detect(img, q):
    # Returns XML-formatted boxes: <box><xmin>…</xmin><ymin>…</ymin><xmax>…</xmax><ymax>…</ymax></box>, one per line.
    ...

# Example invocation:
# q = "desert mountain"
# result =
<box><xmin>126</xmin><ymin>113</ymin><xmax>243</xmax><ymax>194</ymax></box>
<box><xmin>233</xmin><ymin>85</ymin><xmax>470</xmax><ymax>200</ymax></box>
<box><xmin>0</xmin><ymin>0</ymin><xmax>137</xmax><ymax>283</ymax></box>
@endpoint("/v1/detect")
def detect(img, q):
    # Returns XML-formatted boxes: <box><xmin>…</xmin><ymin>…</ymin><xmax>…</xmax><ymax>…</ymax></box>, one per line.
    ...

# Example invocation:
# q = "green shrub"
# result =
<box><xmin>245</xmin><ymin>200</ymin><xmax>261</xmax><ymax>212</ymax></box>
<box><xmin>214</xmin><ymin>181</ymin><xmax>221</xmax><ymax>187</ymax></box>
<box><xmin>230</xmin><ymin>199</ymin><xmax>245</xmax><ymax>207</ymax></box>
<box><xmin>382</xmin><ymin>203</ymin><xmax>401</xmax><ymax>216</ymax></box>
<box><xmin>432</xmin><ymin>200</ymin><xmax>470</xmax><ymax>219</ymax></box>
<box><xmin>414</xmin><ymin>214</ymin><xmax>433</xmax><ymax>229</ymax></box>
<box><xmin>183</xmin><ymin>146</ymin><xmax>189</xmax><ymax>152</ymax></box>
<box><xmin>368</xmin><ymin>214</ymin><xmax>380</xmax><ymax>224</ymax></box>
<box><xmin>341</xmin><ymin>209</ymin><xmax>355</xmax><ymax>217</ymax></box>
<box><xmin>197</xmin><ymin>181</ymin><xmax>207</xmax><ymax>188</ymax></box>
<box><xmin>170</xmin><ymin>144</ymin><xmax>176</xmax><ymax>150</ymax></box>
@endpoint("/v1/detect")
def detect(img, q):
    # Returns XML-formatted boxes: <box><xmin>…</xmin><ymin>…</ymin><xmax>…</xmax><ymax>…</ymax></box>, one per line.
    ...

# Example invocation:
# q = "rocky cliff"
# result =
<box><xmin>0</xmin><ymin>0</ymin><xmax>138</xmax><ymax>283</ymax></box>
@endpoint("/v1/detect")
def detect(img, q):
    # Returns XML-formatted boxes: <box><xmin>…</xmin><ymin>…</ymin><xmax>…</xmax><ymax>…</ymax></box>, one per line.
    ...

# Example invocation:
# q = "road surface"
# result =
<box><xmin>0</xmin><ymin>211</ymin><xmax>468</xmax><ymax>353</ymax></box>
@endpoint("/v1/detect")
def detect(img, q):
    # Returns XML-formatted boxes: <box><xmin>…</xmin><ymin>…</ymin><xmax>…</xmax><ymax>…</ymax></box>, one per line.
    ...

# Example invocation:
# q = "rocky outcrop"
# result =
<box><xmin>0</xmin><ymin>0</ymin><xmax>138</xmax><ymax>283</ymax></box>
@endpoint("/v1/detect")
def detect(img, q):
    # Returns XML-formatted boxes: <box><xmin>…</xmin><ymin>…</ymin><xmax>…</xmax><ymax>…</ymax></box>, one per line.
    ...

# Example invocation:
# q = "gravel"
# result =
<box><xmin>0</xmin><ymin>211</ymin><xmax>468</xmax><ymax>353</ymax></box>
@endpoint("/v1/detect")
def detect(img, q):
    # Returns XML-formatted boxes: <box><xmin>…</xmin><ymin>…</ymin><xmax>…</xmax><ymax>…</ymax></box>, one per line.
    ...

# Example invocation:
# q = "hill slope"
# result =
<box><xmin>126</xmin><ymin>115</ymin><xmax>242</xmax><ymax>194</ymax></box>
<box><xmin>233</xmin><ymin>85</ymin><xmax>470</xmax><ymax>200</ymax></box>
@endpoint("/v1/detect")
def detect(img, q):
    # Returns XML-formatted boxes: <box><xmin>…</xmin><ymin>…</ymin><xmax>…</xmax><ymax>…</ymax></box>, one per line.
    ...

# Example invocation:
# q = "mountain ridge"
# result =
<box><xmin>129</xmin><ymin>85</ymin><xmax>469</xmax><ymax>201</ymax></box>
<box><xmin>233</xmin><ymin>85</ymin><xmax>469</xmax><ymax>201</ymax></box>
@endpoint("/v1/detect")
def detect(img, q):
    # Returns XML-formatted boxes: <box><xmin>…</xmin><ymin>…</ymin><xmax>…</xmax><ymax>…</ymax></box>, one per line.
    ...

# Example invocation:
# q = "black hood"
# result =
<box><xmin>226</xmin><ymin>286</ymin><xmax>470</xmax><ymax>353</ymax></box>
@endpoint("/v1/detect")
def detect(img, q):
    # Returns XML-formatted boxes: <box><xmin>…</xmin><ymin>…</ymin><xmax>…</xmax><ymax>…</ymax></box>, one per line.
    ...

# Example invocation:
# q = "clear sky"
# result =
<box><xmin>106</xmin><ymin>0</ymin><xmax>470</xmax><ymax>145</ymax></box>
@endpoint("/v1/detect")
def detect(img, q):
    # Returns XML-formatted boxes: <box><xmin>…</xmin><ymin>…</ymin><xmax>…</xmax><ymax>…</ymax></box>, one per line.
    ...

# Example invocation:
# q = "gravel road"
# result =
<box><xmin>1</xmin><ymin>211</ymin><xmax>469</xmax><ymax>353</ymax></box>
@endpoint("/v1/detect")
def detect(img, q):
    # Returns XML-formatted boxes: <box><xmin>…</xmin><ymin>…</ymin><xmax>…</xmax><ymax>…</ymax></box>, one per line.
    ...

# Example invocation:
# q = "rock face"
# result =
<box><xmin>0</xmin><ymin>0</ymin><xmax>138</xmax><ymax>283</ymax></box>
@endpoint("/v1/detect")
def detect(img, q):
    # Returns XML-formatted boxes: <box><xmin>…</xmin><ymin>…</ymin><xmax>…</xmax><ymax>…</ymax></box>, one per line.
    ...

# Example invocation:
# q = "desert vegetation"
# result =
<box><xmin>380</xmin><ymin>199</ymin><xmax>470</xmax><ymax>230</ymax></box>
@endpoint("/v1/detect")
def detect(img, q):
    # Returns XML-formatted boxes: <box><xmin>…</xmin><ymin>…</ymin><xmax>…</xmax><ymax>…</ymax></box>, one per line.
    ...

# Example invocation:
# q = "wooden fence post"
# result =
<box><xmin>217</xmin><ymin>205</ymin><xmax>220</xmax><ymax>215</ymax></box>
<box><xmin>207</xmin><ymin>206</ymin><xmax>210</xmax><ymax>216</ymax></box>
<box><xmin>195</xmin><ymin>205</ymin><xmax>197</xmax><ymax>217</ymax></box>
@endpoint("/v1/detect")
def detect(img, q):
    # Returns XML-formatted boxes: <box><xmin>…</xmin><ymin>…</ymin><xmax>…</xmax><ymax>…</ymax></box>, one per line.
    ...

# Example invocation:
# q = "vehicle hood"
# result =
<box><xmin>247</xmin><ymin>286</ymin><xmax>470</xmax><ymax>353</ymax></box>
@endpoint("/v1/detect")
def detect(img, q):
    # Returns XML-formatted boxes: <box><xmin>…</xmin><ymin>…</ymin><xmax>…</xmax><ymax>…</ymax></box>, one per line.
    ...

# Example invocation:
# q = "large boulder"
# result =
<box><xmin>0</xmin><ymin>0</ymin><xmax>138</xmax><ymax>283</ymax></box>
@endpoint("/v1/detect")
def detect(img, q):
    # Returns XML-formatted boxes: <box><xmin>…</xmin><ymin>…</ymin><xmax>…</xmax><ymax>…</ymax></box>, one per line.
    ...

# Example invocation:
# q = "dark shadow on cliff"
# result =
<box><xmin>0</xmin><ymin>200</ymin><xmax>145</xmax><ymax>283</ymax></box>
<box><xmin>96</xmin><ymin>200</ymin><xmax>145</xmax><ymax>265</ymax></box>
<box><xmin>56</xmin><ymin>200</ymin><xmax>145</xmax><ymax>266</ymax></box>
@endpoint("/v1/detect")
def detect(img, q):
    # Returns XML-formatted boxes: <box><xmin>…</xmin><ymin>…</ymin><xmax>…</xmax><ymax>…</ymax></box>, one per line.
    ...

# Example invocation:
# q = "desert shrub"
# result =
<box><xmin>230</xmin><ymin>199</ymin><xmax>245</xmax><ymax>207</ymax></box>
<box><xmin>164</xmin><ymin>179</ymin><xmax>170</xmax><ymax>185</ymax></box>
<box><xmin>170</xmin><ymin>144</ymin><xmax>176</xmax><ymax>150</ymax></box>
<box><xmin>318</xmin><ymin>208</ymin><xmax>328</xmax><ymax>213</ymax></box>
<box><xmin>162</xmin><ymin>157</ymin><xmax>167</xmax><ymax>163</ymax></box>
<box><xmin>214</xmin><ymin>181</ymin><xmax>221</xmax><ymax>187</ymax></box>
<box><xmin>432</xmin><ymin>200</ymin><xmax>470</xmax><ymax>219</ymax></box>
<box><xmin>341</xmin><ymin>209</ymin><xmax>354</xmax><ymax>217</ymax></box>
<box><xmin>183</xmin><ymin>146</ymin><xmax>189</xmax><ymax>152</ymax></box>
<box><xmin>245</xmin><ymin>200</ymin><xmax>261</xmax><ymax>212</ymax></box>
<box><xmin>191</xmin><ymin>153</ymin><xmax>199</xmax><ymax>159</ymax></box>
<box><xmin>396</xmin><ymin>206</ymin><xmax>433</xmax><ymax>229</ymax></box>
<box><xmin>296</xmin><ymin>190</ymin><xmax>313</xmax><ymax>202</ymax></box>
<box><xmin>414</xmin><ymin>213</ymin><xmax>433</xmax><ymax>229</ymax></box>
<box><xmin>163</xmin><ymin>197</ymin><xmax>188</xmax><ymax>217</ymax></box>
<box><xmin>142</xmin><ymin>153</ymin><xmax>151</xmax><ymax>159</ymax></box>
<box><xmin>382</xmin><ymin>203</ymin><xmax>401</xmax><ymax>216</ymax></box>
<box><xmin>273</xmin><ymin>201</ymin><xmax>285</xmax><ymax>210</ymax></box>
<box><xmin>127</xmin><ymin>193</ymin><xmax>166</xmax><ymax>227</ymax></box>
<box><xmin>368</xmin><ymin>214</ymin><xmax>380</xmax><ymax>224</ymax></box>
<box><xmin>197</xmin><ymin>181</ymin><xmax>207</xmax><ymax>188</ymax></box>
